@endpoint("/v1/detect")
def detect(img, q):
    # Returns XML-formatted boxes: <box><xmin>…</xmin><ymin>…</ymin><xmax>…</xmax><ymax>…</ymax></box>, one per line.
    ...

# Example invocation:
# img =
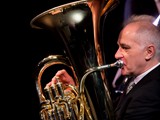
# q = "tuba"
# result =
<box><xmin>31</xmin><ymin>0</ymin><xmax>120</xmax><ymax>120</ymax></box>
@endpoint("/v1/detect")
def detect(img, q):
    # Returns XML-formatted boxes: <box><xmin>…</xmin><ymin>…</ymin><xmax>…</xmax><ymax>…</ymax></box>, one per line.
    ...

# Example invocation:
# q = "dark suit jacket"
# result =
<box><xmin>114</xmin><ymin>65</ymin><xmax>160</xmax><ymax>120</ymax></box>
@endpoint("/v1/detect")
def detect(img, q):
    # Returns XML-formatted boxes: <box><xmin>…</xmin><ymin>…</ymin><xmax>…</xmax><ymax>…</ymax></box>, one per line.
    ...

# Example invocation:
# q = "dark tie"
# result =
<box><xmin>126</xmin><ymin>78</ymin><xmax>135</xmax><ymax>94</ymax></box>
<box><xmin>114</xmin><ymin>76</ymin><xmax>136</xmax><ymax>111</ymax></box>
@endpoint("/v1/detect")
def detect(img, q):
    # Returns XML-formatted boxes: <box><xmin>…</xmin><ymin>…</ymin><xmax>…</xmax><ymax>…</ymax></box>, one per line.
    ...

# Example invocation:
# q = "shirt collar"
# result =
<box><xmin>133</xmin><ymin>63</ymin><xmax>160</xmax><ymax>84</ymax></box>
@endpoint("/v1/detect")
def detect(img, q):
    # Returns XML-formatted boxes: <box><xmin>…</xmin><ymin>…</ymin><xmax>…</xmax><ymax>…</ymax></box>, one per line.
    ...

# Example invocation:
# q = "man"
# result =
<box><xmin>47</xmin><ymin>14</ymin><xmax>160</xmax><ymax>120</ymax></box>
<box><xmin>113</xmin><ymin>14</ymin><xmax>160</xmax><ymax>120</ymax></box>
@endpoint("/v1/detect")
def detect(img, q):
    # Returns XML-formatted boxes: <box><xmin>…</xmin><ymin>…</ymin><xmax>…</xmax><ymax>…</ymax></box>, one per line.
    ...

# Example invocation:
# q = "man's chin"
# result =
<box><xmin>121</xmin><ymin>70</ymin><xmax>129</xmax><ymax>76</ymax></box>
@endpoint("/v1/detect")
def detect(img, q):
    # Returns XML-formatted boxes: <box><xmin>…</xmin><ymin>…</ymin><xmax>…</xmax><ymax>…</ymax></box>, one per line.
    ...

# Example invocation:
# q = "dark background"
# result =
<box><xmin>8</xmin><ymin>0</ymin><xmax>158</xmax><ymax>120</ymax></box>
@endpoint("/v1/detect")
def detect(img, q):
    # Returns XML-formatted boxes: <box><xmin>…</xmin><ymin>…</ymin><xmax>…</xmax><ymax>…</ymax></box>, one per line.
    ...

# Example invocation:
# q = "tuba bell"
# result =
<box><xmin>31</xmin><ymin>0</ymin><xmax>120</xmax><ymax>120</ymax></box>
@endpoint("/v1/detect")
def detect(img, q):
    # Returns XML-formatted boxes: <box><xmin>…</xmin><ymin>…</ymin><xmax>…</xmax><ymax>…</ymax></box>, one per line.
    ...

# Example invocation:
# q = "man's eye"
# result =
<box><xmin>121</xmin><ymin>44</ymin><xmax>131</xmax><ymax>49</ymax></box>
<box><xmin>122</xmin><ymin>46</ymin><xmax>129</xmax><ymax>49</ymax></box>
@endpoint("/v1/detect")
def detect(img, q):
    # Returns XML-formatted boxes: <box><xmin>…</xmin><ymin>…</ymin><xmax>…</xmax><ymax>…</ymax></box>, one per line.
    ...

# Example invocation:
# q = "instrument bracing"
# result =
<box><xmin>31</xmin><ymin>0</ymin><xmax>120</xmax><ymax>120</ymax></box>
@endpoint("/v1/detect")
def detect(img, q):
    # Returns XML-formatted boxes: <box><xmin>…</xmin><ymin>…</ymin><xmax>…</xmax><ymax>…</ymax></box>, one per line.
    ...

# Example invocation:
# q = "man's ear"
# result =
<box><xmin>145</xmin><ymin>45</ymin><xmax>155</xmax><ymax>61</ymax></box>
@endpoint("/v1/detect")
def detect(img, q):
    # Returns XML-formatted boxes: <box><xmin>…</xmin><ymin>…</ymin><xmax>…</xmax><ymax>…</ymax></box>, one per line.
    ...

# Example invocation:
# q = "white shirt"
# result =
<box><xmin>133</xmin><ymin>63</ymin><xmax>160</xmax><ymax>85</ymax></box>
<box><xmin>126</xmin><ymin>63</ymin><xmax>160</xmax><ymax>94</ymax></box>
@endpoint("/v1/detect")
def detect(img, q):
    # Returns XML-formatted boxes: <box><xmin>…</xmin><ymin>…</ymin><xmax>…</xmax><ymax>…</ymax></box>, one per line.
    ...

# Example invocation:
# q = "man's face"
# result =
<box><xmin>115</xmin><ymin>24</ymin><xmax>147</xmax><ymax>76</ymax></box>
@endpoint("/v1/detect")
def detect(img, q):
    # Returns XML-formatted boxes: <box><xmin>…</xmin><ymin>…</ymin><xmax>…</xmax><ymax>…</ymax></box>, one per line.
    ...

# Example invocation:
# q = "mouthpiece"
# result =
<box><xmin>114</xmin><ymin>59</ymin><xmax>124</xmax><ymax>68</ymax></box>
<box><xmin>96</xmin><ymin>59</ymin><xmax>123</xmax><ymax>70</ymax></box>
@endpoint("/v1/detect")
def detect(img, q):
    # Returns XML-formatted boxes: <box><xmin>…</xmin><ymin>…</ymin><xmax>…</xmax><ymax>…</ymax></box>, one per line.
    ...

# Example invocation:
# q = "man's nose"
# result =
<box><xmin>115</xmin><ymin>48</ymin><xmax>123</xmax><ymax>59</ymax></box>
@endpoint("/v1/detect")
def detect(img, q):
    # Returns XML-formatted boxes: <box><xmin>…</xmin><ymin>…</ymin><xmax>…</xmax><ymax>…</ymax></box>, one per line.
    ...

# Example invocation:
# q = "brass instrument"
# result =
<box><xmin>35</xmin><ymin>55</ymin><xmax>123</xmax><ymax>120</ymax></box>
<box><xmin>35</xmin><ymin>55</ymin><xmax>84</xmax><ymax>120</ymax></box>
<box><xmin>31</xmin><ymin>0</ymin><xmax>120</xmax><ymax>120</ymax></box>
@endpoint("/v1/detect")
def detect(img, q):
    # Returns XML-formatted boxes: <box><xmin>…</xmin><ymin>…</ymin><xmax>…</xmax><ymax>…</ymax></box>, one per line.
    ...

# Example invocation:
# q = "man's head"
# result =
<box><xmin>115</xmin><ymin>15</ymin><xmax>160</xmax><ymax>76</ymax></box>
